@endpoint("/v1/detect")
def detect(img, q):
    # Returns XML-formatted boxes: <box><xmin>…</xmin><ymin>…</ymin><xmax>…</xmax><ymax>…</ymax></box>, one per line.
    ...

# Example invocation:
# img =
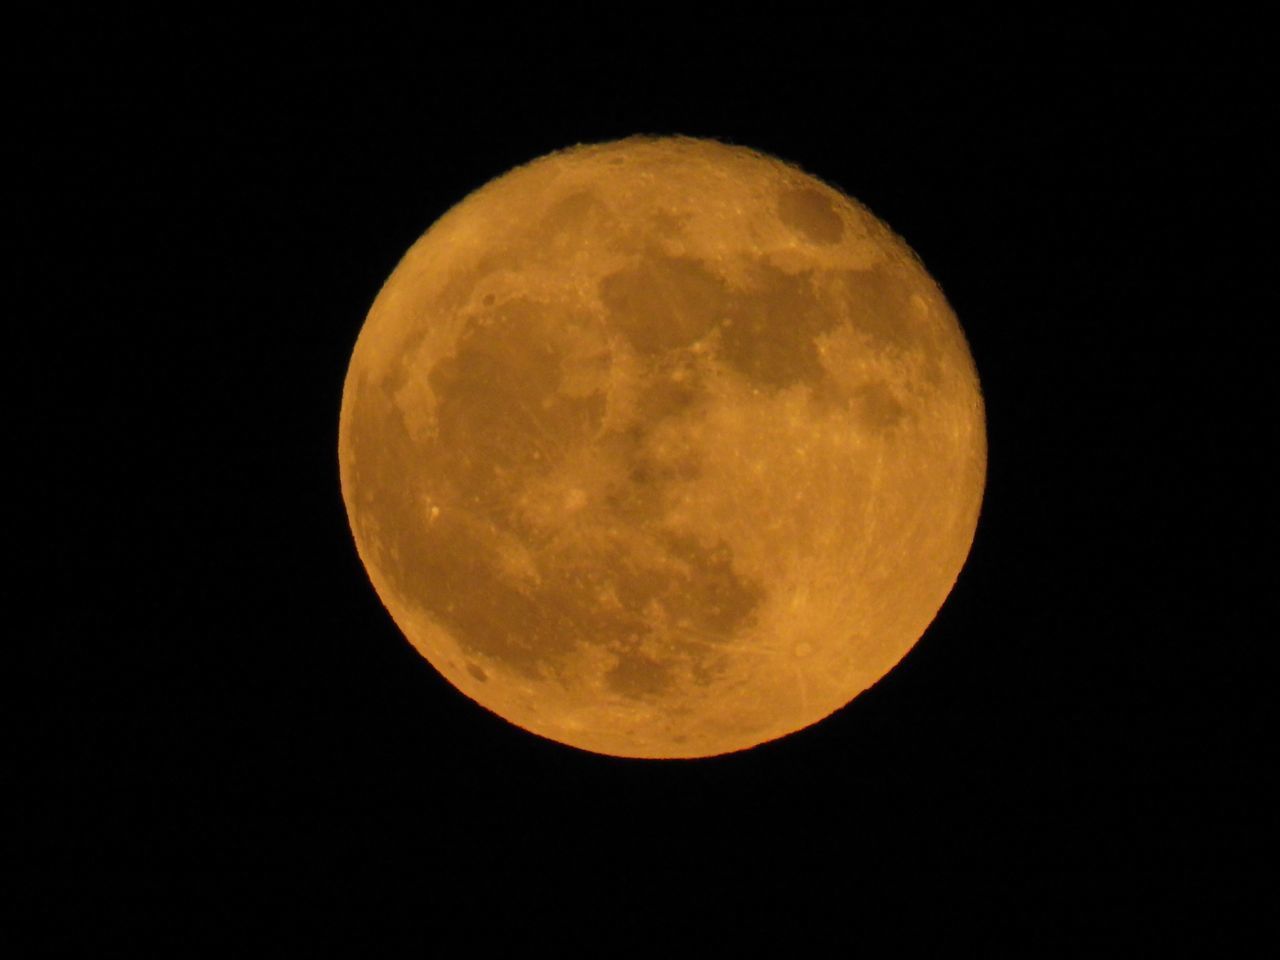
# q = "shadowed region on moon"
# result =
<box><xmin>339</xmin><ymin>136</ymin><xmax>986</xmax><ymax>758</ymax></box>
<box><xmin>777</xmin><ymin>187</ymin><xmax>845</xmax><ymax>245</ymax></box>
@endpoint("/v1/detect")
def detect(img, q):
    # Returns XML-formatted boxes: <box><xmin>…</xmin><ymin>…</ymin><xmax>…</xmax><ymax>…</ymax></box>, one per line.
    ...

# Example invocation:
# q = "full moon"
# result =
<box><xmin>339</xmin><ymin>136</ymin><xmax>986</xmax><ymax>759</ymax></box>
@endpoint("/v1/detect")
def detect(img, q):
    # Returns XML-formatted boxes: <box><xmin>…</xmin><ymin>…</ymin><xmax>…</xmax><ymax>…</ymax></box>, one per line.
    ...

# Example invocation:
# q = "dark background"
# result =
<box><xmin>16</xmin><ymin>10</ymin><xmax>1270</xmax><ymax>943</ymax></box>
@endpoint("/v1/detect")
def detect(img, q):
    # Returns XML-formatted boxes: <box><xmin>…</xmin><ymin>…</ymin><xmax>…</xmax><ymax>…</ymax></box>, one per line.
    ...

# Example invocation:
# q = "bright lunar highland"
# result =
<box><xmin>339</xmin><ymin>136</ymin><xmax>986</xmax><ymax>758</ymax></box>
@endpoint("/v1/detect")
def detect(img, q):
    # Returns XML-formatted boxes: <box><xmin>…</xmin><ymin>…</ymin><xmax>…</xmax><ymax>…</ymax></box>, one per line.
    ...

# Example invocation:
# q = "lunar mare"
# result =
<box><xmin>339</xmin><ymin>136</ymin><xmax>986</xmax><ymax>759</ymax></box>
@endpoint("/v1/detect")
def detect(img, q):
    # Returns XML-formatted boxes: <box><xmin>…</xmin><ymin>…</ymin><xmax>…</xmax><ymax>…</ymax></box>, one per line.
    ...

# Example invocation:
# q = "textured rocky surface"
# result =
<box><xmin>339</xmin><ymin>137</ymin><xmax>986</xmax><ymax>757</ymax></box>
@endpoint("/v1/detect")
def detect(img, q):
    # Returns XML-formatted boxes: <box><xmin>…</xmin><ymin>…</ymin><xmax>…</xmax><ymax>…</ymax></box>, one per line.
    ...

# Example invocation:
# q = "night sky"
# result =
<box><xmin>16</xmin><ymin>11</ymin><xmax>1268</xmax><ymax>946</ymax></box>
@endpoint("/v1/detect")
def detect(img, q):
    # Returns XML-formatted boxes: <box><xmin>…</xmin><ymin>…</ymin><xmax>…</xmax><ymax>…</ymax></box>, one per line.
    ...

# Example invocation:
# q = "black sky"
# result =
<box><xmin>15</xmin><ymin>10</ymin><xmax>1271</xmax><ymax>946</ymax></box>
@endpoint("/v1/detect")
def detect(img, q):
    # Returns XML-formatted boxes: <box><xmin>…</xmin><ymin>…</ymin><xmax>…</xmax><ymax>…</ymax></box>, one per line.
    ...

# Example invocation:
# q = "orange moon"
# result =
<box><xmin>339</xmin><ymin>136</ymin><xmax>986</xmax><ymax>759</ymax></box>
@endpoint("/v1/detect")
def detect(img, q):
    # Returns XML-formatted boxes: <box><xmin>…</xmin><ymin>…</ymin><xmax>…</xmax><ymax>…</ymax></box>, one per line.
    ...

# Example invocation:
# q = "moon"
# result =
<box><xmin>338</xmin><ymin>136</ymin><xmax>986</xmax><ymax>759</ymax></box>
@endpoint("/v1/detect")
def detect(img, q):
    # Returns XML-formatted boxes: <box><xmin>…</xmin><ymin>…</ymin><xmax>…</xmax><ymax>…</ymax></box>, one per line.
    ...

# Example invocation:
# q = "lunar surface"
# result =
<box><xmin>339</xmin><ymin>136</ymin><xmax>986</xmax><ymax>759</ymax></box>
